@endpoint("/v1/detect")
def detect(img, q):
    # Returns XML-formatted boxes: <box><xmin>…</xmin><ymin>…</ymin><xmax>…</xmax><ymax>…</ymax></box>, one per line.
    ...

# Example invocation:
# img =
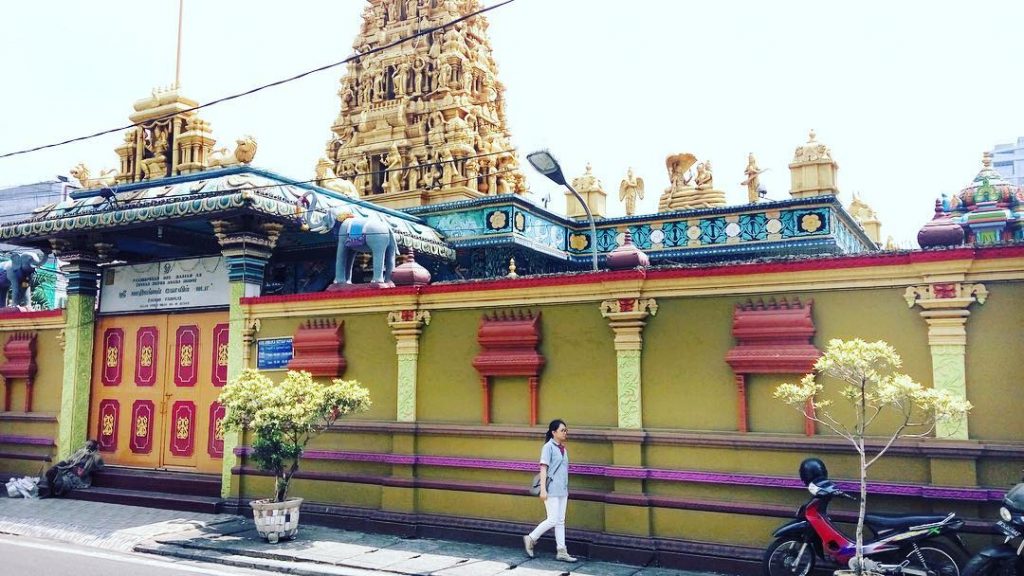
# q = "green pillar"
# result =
<box><xmin>904</xmin><ymin>282</ymin><xmax>987</xmax><ymax>441</ymax></box>
<box><xmin>216</xmin><ymin>222</ymin><xmax>279</xmax><ymax>498</ymax></box>
<box><xmin>387</xmin><ymin>310</ymin><xmax>430</xmax><ymax>423</ymax></box>
<box><xmin>55</xmin><ymin>253</ymin><xmax>100</xmax><ymax>460</ymax></box>
<box><xmin>600</xmin><ymin>298</ymin><xmax>657</xmax><ymax>429</ymax></box>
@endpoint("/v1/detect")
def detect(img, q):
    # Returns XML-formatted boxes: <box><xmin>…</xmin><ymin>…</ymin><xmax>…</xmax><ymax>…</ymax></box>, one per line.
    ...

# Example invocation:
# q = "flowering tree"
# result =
<box><xmin>774</xmin><ymin>339</ymin><xmax>972</xmax><ymax>573</ymax></box>
<box><xmin>219</xmin><ymin>369</ymin><xmax>371</xmax><ymax>503</ymax></box>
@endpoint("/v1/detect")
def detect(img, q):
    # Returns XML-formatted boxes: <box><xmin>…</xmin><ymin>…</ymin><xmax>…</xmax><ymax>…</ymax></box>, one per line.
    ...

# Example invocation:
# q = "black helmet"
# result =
<box><xmin>799</xmin><ymin>458</ymin><xmax>829</xmax><ymax>485</ymax></box>
<box><xmin>1004</xmin><ymin>482</ymin><xmax>1024</xmax><ymax>512</ymax></box>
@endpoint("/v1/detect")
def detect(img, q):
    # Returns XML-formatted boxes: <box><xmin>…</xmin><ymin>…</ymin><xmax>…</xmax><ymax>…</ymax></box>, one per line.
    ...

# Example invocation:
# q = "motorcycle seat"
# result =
<box><xmin>864</xmin><ymin>513</ymin><xmax>951</xmax><ymax>531</ymax></box>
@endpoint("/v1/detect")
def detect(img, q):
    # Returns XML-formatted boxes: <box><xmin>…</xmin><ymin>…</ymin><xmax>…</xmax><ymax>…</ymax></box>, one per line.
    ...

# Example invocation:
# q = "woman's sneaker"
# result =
<box><xmin>555</xmin><ymin>548</ymin><xmax>577</xmax><ymax>562</ymax></box>
<box><xmin>522</xmin><ymin>535</ymin><xmax>535</xmax><ymax>558</ymax></box>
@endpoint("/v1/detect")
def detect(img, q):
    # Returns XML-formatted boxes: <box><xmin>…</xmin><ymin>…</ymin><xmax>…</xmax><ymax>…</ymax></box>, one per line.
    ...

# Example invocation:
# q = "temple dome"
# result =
<box><xmin>951</xmin><ymin>152</ymin><xmax>1024</xmax><ymax>213</ymax></box>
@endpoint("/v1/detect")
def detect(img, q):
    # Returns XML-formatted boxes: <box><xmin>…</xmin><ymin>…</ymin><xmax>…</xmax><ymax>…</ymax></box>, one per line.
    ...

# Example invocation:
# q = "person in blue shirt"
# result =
<box><xmin>523</xmin><ymin>419</ymin><xmax>577</xmax><ymax>562</ymax></box>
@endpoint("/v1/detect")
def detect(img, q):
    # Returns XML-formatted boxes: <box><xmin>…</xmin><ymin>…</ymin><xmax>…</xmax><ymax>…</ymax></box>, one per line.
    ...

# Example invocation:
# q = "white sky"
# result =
<box><xmin>2</xmin><ymin>1</ymin><xmax>1022</xmax><ymax>248</ymax></box>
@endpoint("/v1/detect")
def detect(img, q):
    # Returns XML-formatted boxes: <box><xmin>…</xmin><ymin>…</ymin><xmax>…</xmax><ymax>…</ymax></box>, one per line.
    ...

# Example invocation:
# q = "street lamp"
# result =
<box><xmin>526</xmin><ymin>150</ymin><xmax>599</xmax><ymax>271</ymax></box>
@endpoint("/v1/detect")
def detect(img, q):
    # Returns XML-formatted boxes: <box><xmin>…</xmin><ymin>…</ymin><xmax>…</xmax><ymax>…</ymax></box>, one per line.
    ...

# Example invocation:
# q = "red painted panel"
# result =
<box><xmin>97</xmin><ymin>399</ymin><xmax>119</xmax><ymax>452</ymax></box>
<box><xmin>211</xmin><ymin>323</ymin><xmax>229</xmax><ymax>386</ymax></box>
<box><xmin>130</xmin><ymin>400</ymin><xmax>155</xmax><ymax>454</ymax></box>
<box><xmin>208</xmin><ymin>402</ymin><xmax>226</xmax><ymax>458</ymax></box>
<box><xmin>101</xmin><ymin>329</ymin><xmax>124</xmax><ymax>386</ymax></box>
<box><xmin>134</xmin><ymin>327</ymin><xmax>159</xmax><ymax>387</ymax></box>
<box><xmin>174</xmin><ymin>326</ymin><xmax>199</xmax><ymax>387</ymax></box>
<box><xmin>169</xmin><ymin>401</ymin><xmax>196</xmax><ymax>457</ymax></box>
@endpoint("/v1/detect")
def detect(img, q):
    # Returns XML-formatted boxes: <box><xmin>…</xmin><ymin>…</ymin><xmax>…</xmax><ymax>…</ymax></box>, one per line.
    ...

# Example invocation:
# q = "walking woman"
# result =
<box><xmin>523</xmin><ymin>419</ymin><xmax>577</xmax><ymax>562</ymax></box>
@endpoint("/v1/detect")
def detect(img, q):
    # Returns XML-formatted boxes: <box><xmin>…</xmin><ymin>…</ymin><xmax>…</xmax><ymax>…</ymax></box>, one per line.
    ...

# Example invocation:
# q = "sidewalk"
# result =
<box><xmin>0</xmin><ymin>497</ymin><xmax>724</xmax><ymax>576</ymax></box>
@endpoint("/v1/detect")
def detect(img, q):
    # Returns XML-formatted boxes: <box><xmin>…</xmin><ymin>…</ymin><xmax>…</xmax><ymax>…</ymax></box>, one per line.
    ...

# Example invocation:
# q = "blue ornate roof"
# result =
<box><xmin>0</xmin><ymin>166</ymin><xmax>454</xmax><ymax>261</ymax></box>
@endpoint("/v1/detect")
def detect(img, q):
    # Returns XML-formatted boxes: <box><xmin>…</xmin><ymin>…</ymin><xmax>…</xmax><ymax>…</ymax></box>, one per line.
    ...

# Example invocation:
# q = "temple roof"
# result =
<box><xmin>0</xmin><ymin>166</ymin><xmax>454</xmax><ymax>261</ymax></box>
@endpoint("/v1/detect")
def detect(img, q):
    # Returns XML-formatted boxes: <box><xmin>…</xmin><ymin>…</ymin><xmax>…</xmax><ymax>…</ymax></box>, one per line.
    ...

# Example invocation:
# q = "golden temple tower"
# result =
<box><xmin>323</xmin><ymin>0</ymin><xmax>526</xmax><ymax>209</ymax></box>
<box><xmin>788</xmin><ymin>130</ymin><xmax>839</xmax><ymax>199</ymax></box>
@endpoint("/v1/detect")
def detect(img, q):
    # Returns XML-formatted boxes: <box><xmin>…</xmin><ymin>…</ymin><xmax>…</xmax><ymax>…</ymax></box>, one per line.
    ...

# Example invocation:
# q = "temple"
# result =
<box><xmin>0</xmin><ymin>1</ymin><xmax>1021</xmax><ymax>572</ymax></box>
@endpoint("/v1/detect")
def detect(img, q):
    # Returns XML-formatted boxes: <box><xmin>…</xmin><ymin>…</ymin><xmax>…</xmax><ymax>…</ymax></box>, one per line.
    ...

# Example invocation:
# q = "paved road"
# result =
<box><xmin>0</xmin><ymin>533</ymin><xmax>380</xmax><ymax>576</ymax></box>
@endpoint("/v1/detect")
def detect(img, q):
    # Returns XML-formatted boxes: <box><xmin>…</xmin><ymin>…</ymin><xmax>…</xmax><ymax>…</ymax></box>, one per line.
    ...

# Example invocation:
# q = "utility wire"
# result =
<box><xmin>2</xmin><ymin>147</ymin><xmax>522</xmax><ymax>223</ymax></box>
<box><xmin>0</xmin><ymin>0</ymin><xmax>517</xmax><ymax>161</ymax></box>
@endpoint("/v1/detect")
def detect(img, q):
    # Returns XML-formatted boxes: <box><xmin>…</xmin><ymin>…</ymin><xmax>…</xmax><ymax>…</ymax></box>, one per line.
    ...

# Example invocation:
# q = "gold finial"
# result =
<box><xmin>982</xmin><ymin>151</ymin><xmax>992</xmax><ymax>168</ymax></box>
<box><xmin>585</xmin><ymin>162</ymin><xmax>593</xmax><ymax>174</ymax></box>
<box><xmin>507</xmin><ymin>257</ymin><xmax>518</xmax><ymax>278</ymax></box>
<box><xmin>808</xmin><ymin>129</ymin><xmax>817</xmax><ymax>142</ymax></box>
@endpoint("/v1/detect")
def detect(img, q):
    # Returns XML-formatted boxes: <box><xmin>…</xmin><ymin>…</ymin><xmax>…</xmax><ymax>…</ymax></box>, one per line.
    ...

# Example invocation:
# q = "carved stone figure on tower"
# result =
<box><xmin>619</xmin><ymin>168</ymin><xmax>645</xmax><ymax>216</ymax></box>
<box><xmin>385</xmin><ymin>145</ymin><xmax>405</xmax><ymax>194</ymax></box>
<box><xmin>440</xmin><ymin>149</ymin><xmax>460</xmax><ymax>186</ymax></box>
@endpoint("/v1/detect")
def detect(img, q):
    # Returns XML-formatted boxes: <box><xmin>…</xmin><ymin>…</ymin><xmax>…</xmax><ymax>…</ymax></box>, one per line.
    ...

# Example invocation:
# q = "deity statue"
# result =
<box><xmin>393</xmin><ymin>61</ymin><xmax>411</xmax><ymax>97</ymax></box>
<box><xmin>464</xmin><ymin>157</ymin><xmax>480</xmax><ymax>191</ymax></box>
<box><xmin>694</xmin><ymin>161</ymin><xmax>713</xmax><ymax>190</ymax></box>
<box><xmin>440</xmin><ymin>149</ymin><xmax>459</xmax><ymax>186</ymax></box>
<box><xmin>742</xmin><ymin>153</ymin><xmax>764</xmax><ymax>204</ymax></box>
<box><xmin>438</xmin><ymin>60</ymin><xmax>453</xmax><ymax>90</ymax></box>
<box><xmin>618</xmin><ymin>168</ymin><xmax>645</xmax><ymax>216</ymax></box>
<box><xmin>665</xmin><ymin>153</ymin><xmax>697</xmax><ymax>193</ymax></box>
<box><xmin>354</xmin><ymin>155</ymin><xmax>370</xmax><ymax>195</ymax></box>
<box><xmin>412</xmin><ymin>58</ymin><xmax>426</xmax><ymax>94</ymax></box>
<box><xmin>384</xmin><ymin>145</ymin><xmax>405</xmax><ymax>194</ymax></box>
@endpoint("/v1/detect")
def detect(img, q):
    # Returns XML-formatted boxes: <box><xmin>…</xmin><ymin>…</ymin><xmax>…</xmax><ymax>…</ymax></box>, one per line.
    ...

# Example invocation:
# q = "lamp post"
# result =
<box><xmin>526</xmin><ymin>150</ymin><xmax>599</xmax><ymax>271</ymax></box>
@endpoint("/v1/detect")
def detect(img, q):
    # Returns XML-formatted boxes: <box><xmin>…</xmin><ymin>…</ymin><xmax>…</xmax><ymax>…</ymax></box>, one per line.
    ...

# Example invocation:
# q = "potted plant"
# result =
<box><xmin>219</xmin><ymin>369</ymin><xmax>371</xmax><ymax>543</ymax></box>
<box><xmin>774</xmin><ymin>339</ymin><xmax>972</xmax><ymax>575</ymax></box>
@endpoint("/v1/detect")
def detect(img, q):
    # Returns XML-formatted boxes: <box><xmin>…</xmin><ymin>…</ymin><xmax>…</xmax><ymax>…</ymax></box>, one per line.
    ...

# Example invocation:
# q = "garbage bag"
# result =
<box><xmin>5</xmin><ymin>476</ymin><xmax>40</xmax><ymax>499</ymax></box>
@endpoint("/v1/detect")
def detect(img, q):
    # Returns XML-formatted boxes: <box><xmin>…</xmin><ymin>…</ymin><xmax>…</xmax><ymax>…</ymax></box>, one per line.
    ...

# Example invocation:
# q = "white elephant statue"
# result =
<box><xmin>0</xmin><ymin>250</ymin><xmax>49</xmax><ymax>308</ymax></box>
<box><xmin>297</xmin><ymin>192</ymin><xmax>397</xmax><ymax>286</ymax></box>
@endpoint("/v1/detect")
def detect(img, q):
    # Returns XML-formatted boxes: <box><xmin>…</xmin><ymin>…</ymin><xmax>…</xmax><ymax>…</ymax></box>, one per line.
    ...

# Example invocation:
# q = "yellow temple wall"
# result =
<box><xmin>230</xmin><ymin>248</ymin><xmax>1024</xmax><ymax>552</ymax></box>
<box><xmin>0</xmin><ymin>311</ymin><xmax>65</xmax><ymax>477</ymax></box>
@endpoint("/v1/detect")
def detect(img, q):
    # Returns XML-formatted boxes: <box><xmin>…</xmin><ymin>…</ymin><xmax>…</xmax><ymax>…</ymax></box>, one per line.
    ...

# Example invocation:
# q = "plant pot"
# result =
<box><xmin>250</xmin><ymin>497</ymin><xmax>303</xmax><ymax>543</ymax></box>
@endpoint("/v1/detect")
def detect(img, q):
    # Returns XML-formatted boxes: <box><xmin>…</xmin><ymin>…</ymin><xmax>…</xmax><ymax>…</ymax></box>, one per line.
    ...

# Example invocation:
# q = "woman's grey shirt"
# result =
<box><xmin>539</xmin><ymin>439</ymin><xmax>569</xmax><ymax>497</ymax></box>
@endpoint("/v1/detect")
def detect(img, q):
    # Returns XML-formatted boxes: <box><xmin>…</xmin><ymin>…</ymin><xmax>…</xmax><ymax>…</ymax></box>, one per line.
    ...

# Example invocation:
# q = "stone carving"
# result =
<box><xmin>314</xmin><ymin>158</ymin><xmax>358</xmax><ymax>197</ymax></box>
<box><xmin>69</xmin><ymin>163</ymin><xmax>118</xmax><ymax>189</ymax></box>
<box><xmin>0</xmin><ymin>250</ymin><xmax>49</xmax><ymax>309</ymax></box>
<box><xmin>600</xmin><ymin>298</ymin><xmax>659</xmax><ymax>317</ymax></box>
<box><xmin>207</xmin><ymin>136</ymin><xmax>258</xmax><ymax>168</ymax></box>
<box><xmin>903</xmin><ymin>283</ymin><xmax>988</xmax><ymax>308</ymax></box>
<box><xmin>298</xmin><ymin>191</ymin><xmax>397</xmax><ymax>286</ymax></box>
<box><xmin>742</xmin><ymin>153</ymin><xmax>764</xmax><ymax>204</ymax></box>
<box><xmin>658</xmin><ymin>153</ymin><xmax>726</xmax><ymax>211</ymax></box>
<box><xmin>792</xmin><ymin>129</ymin><xmax>832</xmax><ymax>163</ymax></box>
<box><xmin>323</xmin><ymin>0</ymin><xmax>524</xmax><ymax>207</ymax></box>
<box><xmin>694</xmin><ymin>161</ymin><xmax>713</xmax><ymax>190</ymax></box>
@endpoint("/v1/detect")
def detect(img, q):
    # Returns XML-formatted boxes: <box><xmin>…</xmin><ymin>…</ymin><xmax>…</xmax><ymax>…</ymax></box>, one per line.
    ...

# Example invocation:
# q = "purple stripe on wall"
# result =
<box><xmin>0</xmin><ymin>435</ymin><xmax>55</xmax><ymax>447</ymax></box>
<box><xmin>233</xmin><ymin>447</ymin><xmax>1003</xmax><ymax>502</ymax></box>
<box><xmin>0</xmin><ymin>451</ymin><xmax>52</xmax><ymax>462</ymax></box>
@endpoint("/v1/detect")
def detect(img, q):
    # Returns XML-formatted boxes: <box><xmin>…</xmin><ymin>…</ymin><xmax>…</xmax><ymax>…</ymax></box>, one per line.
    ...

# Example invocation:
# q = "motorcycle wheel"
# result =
<box><xmin>899</xmin><ymin>539</ymin><xmax>969</xmax><ymax>576</ymax></box>
<box><xmin>962</xmin><ymin>553</ymin><xmax>1020</xmax><ymax>576</ymax></box>
<box><xmin>764</xmin><ymin>536</ymin><xmax>816</xmax><ymax>576</ymax></box>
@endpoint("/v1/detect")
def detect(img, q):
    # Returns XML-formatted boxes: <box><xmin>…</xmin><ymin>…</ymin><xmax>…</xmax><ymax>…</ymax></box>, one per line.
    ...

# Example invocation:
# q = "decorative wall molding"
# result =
<box><xmin>0</xmin><ymin>332</ymin><xmax>37</xmax><ymax>412</ymax></box>
<box><xmin>472</xmin><ymin>310</ymin><xmax>544</xmax><ymax>425</ymax></box>
<box><xmin>287</xmin><ymin>318</ymin><xmax>346</xmax><ymax>377</ymax></box>
<box><xmin>725</xmin><ymin>298</ymin><xmax>820</xmax><ymax>435</ymax></box>
<box><xmin>904</xmin><ymin>282</ymin><xmax>988</xmax><ymax>310</ymax></box>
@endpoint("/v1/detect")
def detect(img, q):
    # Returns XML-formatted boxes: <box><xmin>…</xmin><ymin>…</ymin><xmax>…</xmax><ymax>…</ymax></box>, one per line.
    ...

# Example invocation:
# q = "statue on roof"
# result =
<box><xmin>69</xmin><ymin>162</ymin><xmax>118</xmax><ymax>190</ymax></box>
<box><xmin>619</xmin><ymin>168</ymin><xmax>645</xmax><ymax>216</ymax></box>
<box><xmin>694</xmin><ymin>161</ymin><xmax>713</xmax><ymax>191</ymax></box>
<box><xmin>315</xmin><ymin>158</ymin><xmax>358</xmax><ymax>198</ymax></box>
<box><xmin>742</xmin><ymin>153</ymin><xmax>765</xmax><ymax>204</ymax></box>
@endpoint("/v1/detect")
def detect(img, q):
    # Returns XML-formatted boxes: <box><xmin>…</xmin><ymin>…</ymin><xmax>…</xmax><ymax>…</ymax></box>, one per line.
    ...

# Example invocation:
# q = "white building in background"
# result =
<box><xmin>992</xmin><ymin>136</ymin><xmax>1024</xmax><ymax>187</ymax></box>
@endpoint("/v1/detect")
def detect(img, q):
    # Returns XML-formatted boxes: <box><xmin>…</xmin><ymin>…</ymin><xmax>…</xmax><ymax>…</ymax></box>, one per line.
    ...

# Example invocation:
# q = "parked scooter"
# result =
<box><xmin>764</xmin><ymin>458</ymin><xmax>969</xmax><ymax>576</ymax></box>
<box><xmin>961</xmin><ymin>478</ymin><xmax>1024</xmax><ymax>576</ymax></box>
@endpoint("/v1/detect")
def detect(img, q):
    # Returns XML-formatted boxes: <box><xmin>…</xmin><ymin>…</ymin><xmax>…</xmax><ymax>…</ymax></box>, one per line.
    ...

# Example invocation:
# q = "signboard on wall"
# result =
<box><xmin>256</xmin><ymin>337</ymin><xmax>293</xmax><ymax>370</ymax></box>
<box><xmin>99</xmin><ymin>256</ymin><xmax>230</xmax><ymax>313</ymax></box>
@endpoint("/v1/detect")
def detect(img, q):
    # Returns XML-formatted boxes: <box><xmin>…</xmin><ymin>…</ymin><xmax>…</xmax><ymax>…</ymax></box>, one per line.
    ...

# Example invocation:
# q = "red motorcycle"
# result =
<box><xmin>764</xmin><ymin>458</ymin><xmax>969</xmax><ymax>576</ymax></box>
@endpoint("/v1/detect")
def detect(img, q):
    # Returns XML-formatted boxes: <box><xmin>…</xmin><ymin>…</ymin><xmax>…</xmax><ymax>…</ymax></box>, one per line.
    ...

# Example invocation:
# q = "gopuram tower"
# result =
<box><xmin>323</xmin><ymin>0</ymin><xmax>526</xmax><ymax>209</ymax></box>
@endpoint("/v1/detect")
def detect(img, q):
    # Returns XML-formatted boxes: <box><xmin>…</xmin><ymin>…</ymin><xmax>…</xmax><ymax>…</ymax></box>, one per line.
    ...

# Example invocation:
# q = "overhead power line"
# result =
<box><xmin>0</xmin><ymin>0</ymin><xmax>517</xmax><ymax>161</ymax></box>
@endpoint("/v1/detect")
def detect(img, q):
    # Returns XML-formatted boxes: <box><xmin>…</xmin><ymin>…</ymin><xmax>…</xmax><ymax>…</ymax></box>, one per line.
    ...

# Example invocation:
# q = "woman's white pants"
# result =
<box><xmin>528</xmin><ymin>495</ymin><xmax>568</xmax><ymax>548</ymax></box>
